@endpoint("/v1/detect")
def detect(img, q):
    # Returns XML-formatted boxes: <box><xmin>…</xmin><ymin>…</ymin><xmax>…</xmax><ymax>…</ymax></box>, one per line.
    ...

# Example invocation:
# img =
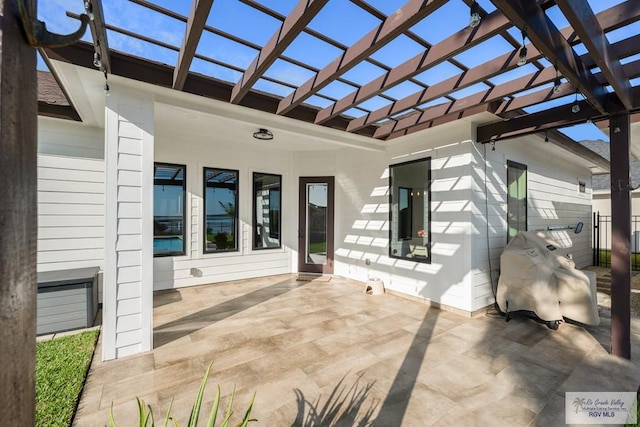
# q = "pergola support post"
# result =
<box><xmin>609</xmin><ymin>112</ymin><xmax>631</xmax><ymax>360</ymax></box>
<box><xmin>0</xmin><ymin>0</ymin><xmax>37</xmax><ymax>424</ymax></box>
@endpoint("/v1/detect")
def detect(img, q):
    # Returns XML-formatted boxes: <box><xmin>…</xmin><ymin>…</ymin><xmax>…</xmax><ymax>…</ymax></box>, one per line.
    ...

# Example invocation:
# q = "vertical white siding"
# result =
<box><xmin>37</xmin><ymin>154</ymin><xmax>104</xmax><ymax>272</ymax></box>
<box><xmin>470</xmin><ymin>136</ymin><xmax>593</xmax><ymax>311</ymax></box>
<box><xmin>103</xmin><ymin>88</ymin><xmax>154</xmax><ymax>360</ymax></box>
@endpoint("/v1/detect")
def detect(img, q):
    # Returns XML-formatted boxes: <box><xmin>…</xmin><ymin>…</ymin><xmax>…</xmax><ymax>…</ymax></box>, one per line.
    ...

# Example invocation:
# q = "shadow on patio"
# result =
<box><xmin>153</xmin><ymin>275</ymin><xmax>302</xmax><ymax>347</ymax></box>
<box><xmin>73</xmin><ymin>274</ymin><xmax>640</xmax><ymax>426</ymax></box>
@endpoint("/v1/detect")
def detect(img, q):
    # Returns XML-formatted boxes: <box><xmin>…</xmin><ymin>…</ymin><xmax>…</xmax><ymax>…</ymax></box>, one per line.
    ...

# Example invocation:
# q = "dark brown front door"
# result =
<box><xmin>298</xmin><ymin>177</ymin><xmax>334</xmax><ymax>274</ymax></box>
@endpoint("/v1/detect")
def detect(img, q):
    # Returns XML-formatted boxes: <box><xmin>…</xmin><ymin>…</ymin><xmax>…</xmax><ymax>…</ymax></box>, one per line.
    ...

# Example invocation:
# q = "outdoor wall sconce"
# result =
<box><xmin>253</xmin><ymin>128</ymin><xmax>274</xmax><ymax>140</ymax></box>
<box><xmin>469</xmin><ymin>1</ymin><xmax>481</xmax><ymax>28</ymax></box>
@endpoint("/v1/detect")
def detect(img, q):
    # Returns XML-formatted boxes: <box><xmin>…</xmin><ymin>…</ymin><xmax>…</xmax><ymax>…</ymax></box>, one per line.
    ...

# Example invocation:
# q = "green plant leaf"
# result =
<box><xmin>206</xmin><ymin>386</ymin><xmax>221</xmax><ymax>427</ymax></box>
<box><xmin>146</xmin><ymin>405</ymin><xmax>155</xmax><ymax>427</ymax></box>
<box><xmin>187</xmin><ymin>363</ymin><xmax>213</xmax><ymax>427</ymax></box>
<box><xmin>110</xmin><ymin>362</ymin><xmax>257</xmax><ymax>427</ymax></box>
<box><xmin>220</xmin><ymin>386</ymin><xmax>236</xmax><ymax>427</ymax></box>
<box><xmin>109</xmin><ymin>403</ymin><xmax>116</xmax><ymax>427</ymax></box>
<box><xmin>137</xmin><ymin>398</ymin><xmax>147</xmax><ymax>427</ymax></box>
<box><xmin>163</xmin><ymin>397</ymin><xmax>175</xmax><ymax>427</ymax></box>
<box><xmin>236</xmin><ymin>393</ymin><xmax>256</xmax><ymax>427</ymax></box>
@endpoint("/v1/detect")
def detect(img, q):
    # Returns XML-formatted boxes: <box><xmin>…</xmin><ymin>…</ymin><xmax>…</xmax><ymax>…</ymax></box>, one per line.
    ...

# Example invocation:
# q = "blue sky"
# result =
<box><xmin>39</xmin><ymin>0</ymin><xmax>635</xmax><ymax>143</ymax></box>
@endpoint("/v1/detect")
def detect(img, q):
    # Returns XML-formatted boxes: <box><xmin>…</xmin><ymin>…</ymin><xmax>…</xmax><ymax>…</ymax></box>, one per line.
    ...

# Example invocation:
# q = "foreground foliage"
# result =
<box><xmin>36</xmin><ymin>329</ymin><xmax>100</xmax><ymax>427</ymax></box>
<box><xmin>109</xmin><ymin>363</ymin><xmax>256</xmax><ymax>427</ymax></box>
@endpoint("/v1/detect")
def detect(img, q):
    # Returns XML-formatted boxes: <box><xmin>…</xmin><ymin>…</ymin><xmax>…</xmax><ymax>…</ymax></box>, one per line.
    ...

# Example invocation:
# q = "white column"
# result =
<box><xmin>103</xmin><ymin>86</ymin><xmax>154</xmax><ymax>360</ymax></box>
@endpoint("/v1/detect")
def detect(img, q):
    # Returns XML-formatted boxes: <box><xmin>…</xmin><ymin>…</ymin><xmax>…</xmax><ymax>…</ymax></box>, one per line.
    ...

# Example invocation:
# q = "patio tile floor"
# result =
<box><xmin>73</xmin><ymin>274</ymin><xmax>640</xmax><ymax>426</ymax></box>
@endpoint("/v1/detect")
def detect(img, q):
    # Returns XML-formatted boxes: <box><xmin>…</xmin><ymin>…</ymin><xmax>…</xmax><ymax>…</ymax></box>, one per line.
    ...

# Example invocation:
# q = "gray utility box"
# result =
<box><xmin>37</xmin><ymin>267</ymin><xmax>99</xmax><ymax>335</ymax></box>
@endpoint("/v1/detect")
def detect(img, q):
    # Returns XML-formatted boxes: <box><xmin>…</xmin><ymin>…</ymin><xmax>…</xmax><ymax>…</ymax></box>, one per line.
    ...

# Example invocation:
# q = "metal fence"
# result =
<box><xmin>593</xmin><ymin>212</ymin><xmax>640</xmax><ymax>270</ymax></box>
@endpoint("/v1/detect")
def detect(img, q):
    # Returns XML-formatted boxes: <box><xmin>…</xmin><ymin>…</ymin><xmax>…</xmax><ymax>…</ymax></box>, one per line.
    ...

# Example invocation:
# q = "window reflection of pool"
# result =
<box><xmin>154</xmin><ymin>236</ymin><xmax>184</xmax><ymax>254</ymax></box>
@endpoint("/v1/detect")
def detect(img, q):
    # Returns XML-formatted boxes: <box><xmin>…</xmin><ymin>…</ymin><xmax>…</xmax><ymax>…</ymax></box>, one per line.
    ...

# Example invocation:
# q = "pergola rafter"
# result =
<box><xmin>491</xmin><ymin>0</ymin><xmax>609</xmax><ymax>114</ymax></box>
<box><xmin>378</xmin><ymin>38</ymin><xmax>640</xmax><ymax>140</ymax></box>
<box><xmin>346</xmin><ymin>1</ymin><xmax>640</xmax><ymax>134</ymax></box>
<box><xmin>555</xmin><ymin>0</ymin><xmax>633</xmax><ymax>110</ymax></box>
<box><xmin>230</xmin><ymin>0</ymin><xmax>329</xmax><ymax>104</ymax></box>
<box><xmin>173</xmin><ymin>0</ymin><xmax>215</xmax><ymax>91</ymax></box>
<box><xmin>276</xmin><ymin>0</ymin><xmax>448</xmax><ymax>116</ymax></box>
<box><xmin>315</xmin><ymin>9</ymin><xmax>512</xmax><ymax>124</ymax></box>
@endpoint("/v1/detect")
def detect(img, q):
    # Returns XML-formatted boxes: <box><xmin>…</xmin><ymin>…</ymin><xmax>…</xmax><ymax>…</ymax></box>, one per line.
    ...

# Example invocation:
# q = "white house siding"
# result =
<box><xmin>470</xmin><ymin>135</ymin><xmax>593</xmax><ymax>312</ymax></box>
<box><xmin>332</xmin><ymin>123</ymin><xmax>475</xmax><ymax>313</ymax></box>
<box><xmin>37</xmin><ymin>153</ymin><xmax>104</xmax><ymax>332</ymax></box>
<box><xmin>592</xmin><ymin>191</ymin><xmax>640</xmax><ymax>217</ymax></box>
<box><xmin>38</xmin><ymin>116</ymin><xmax>104</xmax><ymax>159</ymax></box>
<box><xmin>37</xmin><ymin>154</ymin><xmax>104</xmax><ymax>272</ymax></box>
<box><xmin>152</xmin><ymin>112</ymin><xmax>293</xmax><ymax>290</ymax></box>
<box><xmin>37</xmin><ymin>118</ymin><xmax>106</xmax><ymax>305</ymax></box>
<box><xmin>103</xmin><ymin>88</ymin><xmax>155</xmax><ymax>360</ymax></box>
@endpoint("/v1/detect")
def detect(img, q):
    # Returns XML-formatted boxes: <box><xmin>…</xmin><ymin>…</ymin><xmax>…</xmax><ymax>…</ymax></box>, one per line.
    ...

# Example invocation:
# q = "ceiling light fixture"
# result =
<box><xmin>253</xmin><ymin>128</ymin><xmax>273</xmax><ymax>141</ymax></box>
<box><xmin>517</xmin><ymin>30</ymin><xmax>528</xmax><ymax>66</ymax></box>
<box><xmin>553</xmin><ymin>67</ymin><xmax>561</xmax><ymax>93</ymax></box>
<box><xmin>469</xmin><ymin>1</ymin><xmax>481</xmax><ymax>28</ymax></box>
<box><xmin>571</xmin><ymin>91</ymin><xmax>580</xmax><ymax>114</ymax></box>
<box><xmin>544</xmin><ymin>131</ymin><xmax>549</xmax><ymax>143</ymax></box>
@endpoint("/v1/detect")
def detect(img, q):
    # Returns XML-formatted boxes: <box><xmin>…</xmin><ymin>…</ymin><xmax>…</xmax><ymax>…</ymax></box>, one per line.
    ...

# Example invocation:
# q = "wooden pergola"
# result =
<box><xmin>3</xmin><ymin>0</ymin><xmax>639</xmax><ymax>424</ymax></box>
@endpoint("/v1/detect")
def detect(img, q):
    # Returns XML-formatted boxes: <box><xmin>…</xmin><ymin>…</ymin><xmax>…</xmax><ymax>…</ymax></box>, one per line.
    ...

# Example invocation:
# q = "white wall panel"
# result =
<box><xmin>470</xmin><ymin>136</ymin><xmax>594</xmax><ymax>311</ymax></box>
<box><xmin>103</xmin><ymin>88</ymin><xmax>154</xmax><ymax>361</ymax></box>
<box><xmin>37</xmin><ymin>152</ymin><xmax>105</xmax><ymax>273</ymax></box>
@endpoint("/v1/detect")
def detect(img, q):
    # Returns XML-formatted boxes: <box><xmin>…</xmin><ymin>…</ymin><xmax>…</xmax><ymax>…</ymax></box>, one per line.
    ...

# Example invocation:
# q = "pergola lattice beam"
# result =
<box><xmin>315</xmin><ymin>9</ymin><xmax>511</xmax><ymax>124</ymax></box>
<box><xmin>379</xmin><ymin>56</ymin><xmax>640</xmax><ymax>140</ymax></box>
<box><xmin>491</xmin><ymin>0</ymin><xmax>609</xmax><ymax>114</ymax></box>
<box><xmin>276</xmin><ymin>0</ymin><xmax>447</xmax><ymax>115</ymax></box>
<box><xmin>173</xmin><ymin>0</ymin><xmax>215</xmax><ymax>90</ymax></box>
<box><xmin>475</xmin><ymin>87</ymin><xmax>640</xmax><ymax>144</ymax></box>
<box><xmin>476</xmin><ymin>99</ymin><xmax>603</xmax><ymax>143</ymax></box>
<box><xmin>230</xmin><ymin>0</ymin><xmax>329</xmax><ymax>104</ymax></box>
<box><xmin>555</xmin><ymin>0</ymin><xmax>633</xmax><ymax>110</ymax></box>
<box><xmin>374</xmin><ymin>66</ymin><xmax>558</xmax><ymax>138</ymax></box>
<box><xmin>347</xmin><ymin>1</ymin><xmax>639</xmax><ymax>133</ymax></box>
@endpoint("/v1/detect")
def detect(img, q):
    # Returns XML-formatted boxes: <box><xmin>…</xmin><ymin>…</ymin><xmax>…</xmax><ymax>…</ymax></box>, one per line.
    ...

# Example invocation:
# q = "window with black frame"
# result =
<box><xmin>153</xmin><ymin>163</ymin><xmax>186</xmax><ymax>257</ymax></box>
<box><xmin>389</xmin><ymin>158</ymin><xmax>431</xmax><ymax>263</ymax></box>
<box><xmin>253</xmin><ymin>172</ymin><xmax>281</xmax><ymax>249</ymax></box>
<box><xmin>204</xmin><ymin>167</ymin><xmax>238</xmax><ymax>253</ymax></box>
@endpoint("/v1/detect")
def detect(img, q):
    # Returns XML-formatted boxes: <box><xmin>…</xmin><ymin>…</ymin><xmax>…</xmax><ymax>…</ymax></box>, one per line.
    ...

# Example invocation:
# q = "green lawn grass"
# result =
<box><xmin>36</xmin><ymin>329</ymin><xmax>99</xmax><ymax>427</ymax></box>
<box><xmin>309</xmin><ymin>241</ymin><xmax>327</xmax><ymax>253</ymax></box>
